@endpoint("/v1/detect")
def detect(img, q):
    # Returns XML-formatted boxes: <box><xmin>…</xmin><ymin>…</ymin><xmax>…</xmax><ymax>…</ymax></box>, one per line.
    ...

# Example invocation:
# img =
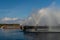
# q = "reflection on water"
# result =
<box><xmin>24</xmin><ymin>32</ymin><xmax>60</xmax><ymax>40</ymax></box>
<box><xmin>0</xmin><ymin>29</ymin><xmax>60</xmax><ymax>40</ymax></box>
<box><xmin>0</xmin><ymin>29</ymin><xmax>24</xmax><ymax>40</ymax></box>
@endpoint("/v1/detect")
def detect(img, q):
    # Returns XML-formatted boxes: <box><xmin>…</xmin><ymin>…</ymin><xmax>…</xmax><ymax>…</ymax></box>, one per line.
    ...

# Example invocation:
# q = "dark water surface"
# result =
<box><xmin>0</xmin><ymin>29</ymin><xmax>60</xmax><ymax>40</ymax></box>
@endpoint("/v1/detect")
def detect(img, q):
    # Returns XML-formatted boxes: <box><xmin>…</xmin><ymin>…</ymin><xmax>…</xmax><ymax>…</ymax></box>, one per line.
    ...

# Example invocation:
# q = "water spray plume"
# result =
<box><xmin>22</xmin><ymin>2</ymin><xmax>60</xmax><ymax>26</ymax></box>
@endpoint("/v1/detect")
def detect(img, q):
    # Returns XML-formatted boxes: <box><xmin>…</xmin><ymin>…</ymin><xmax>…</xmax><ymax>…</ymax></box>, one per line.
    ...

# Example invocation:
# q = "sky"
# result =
<box><xmin>0</xmin><ymin>0</ymin><xmax>55</xmax><ymax>19</ymax></box>
<box><xmin>0</xmin><ymin>0</ymin><xmax>60</xmax><ymax>25</ymax></box>
<box><xmin>21</xmin><ymin>0</ymin><xmax>60</xmax><ymax>26</ymax></box>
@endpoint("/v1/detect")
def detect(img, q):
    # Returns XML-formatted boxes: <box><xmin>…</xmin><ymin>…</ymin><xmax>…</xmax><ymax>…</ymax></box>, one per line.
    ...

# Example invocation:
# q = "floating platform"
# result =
<box><xmin>22</xmin><ymin>26</ymin><xmax>60</xmax><ymax>32</ymax></box>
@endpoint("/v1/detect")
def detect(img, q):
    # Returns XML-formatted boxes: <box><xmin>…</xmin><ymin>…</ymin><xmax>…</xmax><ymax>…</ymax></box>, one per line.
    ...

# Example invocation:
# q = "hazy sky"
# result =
<box><xmin>0</xmin><ymin>0</ymin><xmax>56</xmax><ymax>19</ymax></box>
